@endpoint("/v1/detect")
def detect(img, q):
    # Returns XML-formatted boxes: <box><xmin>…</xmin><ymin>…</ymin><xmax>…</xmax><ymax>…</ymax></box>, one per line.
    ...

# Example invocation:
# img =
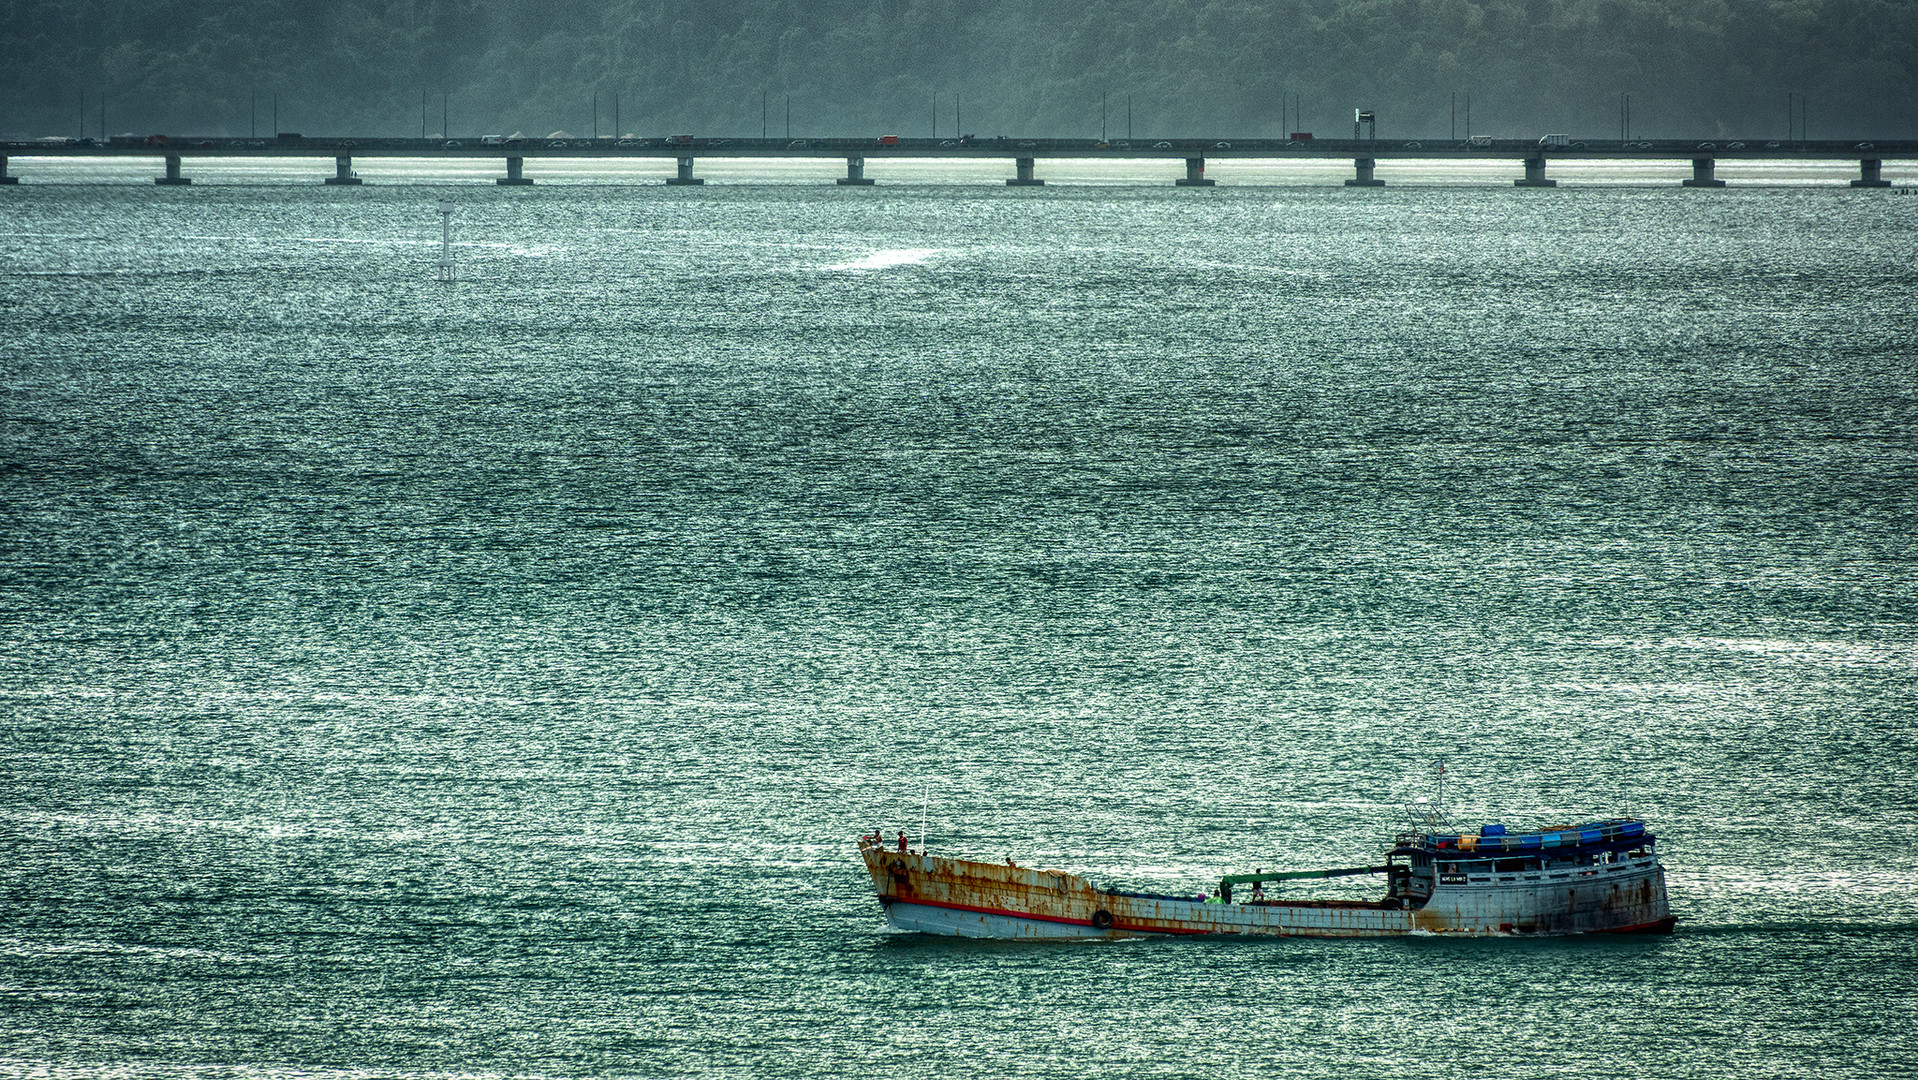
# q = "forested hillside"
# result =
<box><xmin>4</xmin><ymin>0</ymin><xmax>1915</xmax><ymax>139</ymax></box>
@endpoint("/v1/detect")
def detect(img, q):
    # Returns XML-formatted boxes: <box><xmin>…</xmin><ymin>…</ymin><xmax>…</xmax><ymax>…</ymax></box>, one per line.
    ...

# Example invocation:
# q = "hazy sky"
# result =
<box><xmin>3</xmin><ymin>0</ymin><xmax>1913</xmax><ymax>139</ymax></box>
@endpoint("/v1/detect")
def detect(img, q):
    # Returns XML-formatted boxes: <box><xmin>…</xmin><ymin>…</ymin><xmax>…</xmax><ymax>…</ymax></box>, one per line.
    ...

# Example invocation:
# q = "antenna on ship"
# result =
<box><xmin>920</xmin><ymin>781</ymin><xmax>930</xmax><ymax>855</ymax></box>
<box><xmin>436</xmin><ymin>200</ymin><xmax>455</xmax><ymax>281</ymax></box>
<box><xmin>1405</xmin><ymin>760</ymin><xmax>1453</xmax><ymax>833</ymax></box>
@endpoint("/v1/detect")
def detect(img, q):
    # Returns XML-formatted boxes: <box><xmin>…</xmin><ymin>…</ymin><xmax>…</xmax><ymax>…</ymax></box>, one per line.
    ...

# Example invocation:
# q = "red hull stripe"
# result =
<box><xmin>894</xmin><ymin>896</ymin><xmax>1676</xmax><ymax>936</ymax></box>
<box><xmin>895</xmin><ymin>896</ymin><xmax>1208</xmax><ymax>935</ymax></box>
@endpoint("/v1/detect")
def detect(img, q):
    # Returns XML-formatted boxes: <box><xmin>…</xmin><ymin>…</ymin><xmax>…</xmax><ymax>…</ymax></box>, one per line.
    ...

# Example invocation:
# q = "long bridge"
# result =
<box><xmin>2</xmin><ymin>134</ymin><xmax>1911</xmax><ymax>188</ymax></box>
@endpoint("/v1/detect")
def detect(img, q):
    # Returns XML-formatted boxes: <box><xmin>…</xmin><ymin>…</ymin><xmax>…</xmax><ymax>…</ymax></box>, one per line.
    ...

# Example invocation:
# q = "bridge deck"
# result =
<box><xmin>6</xmin><ymin>135</ymin><xmax>1914</xmax><ymax>161</ymax></box>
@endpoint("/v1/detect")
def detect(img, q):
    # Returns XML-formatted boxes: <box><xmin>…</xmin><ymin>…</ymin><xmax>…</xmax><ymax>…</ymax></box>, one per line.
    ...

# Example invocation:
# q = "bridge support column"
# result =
<box><xmin>155</xmin><ymin>155</ymin><xmax>191</xmax><ymax>185</ymax></box>
<box><xmin>1345</xmin><ymin>157</ymin><xmax>1384</xmax><ymax>187</ymax></box>
<box><xmin>0</xmin><ymin>156</ymin><xmax>16</xmax><ymax>185</ymax></box>
<box><xmin>1176</xmin><ymin>157</ymin><xmax>1215</xmax><ymax>187</ymax></box>
<box><xmin>325</xmin><ymin>156</ymin><xmax>362</xmax><ymax>185</ymax></box>
<box><xmin>1852</xmin><ymin>158</ymin><xmax>1891</xmax><ymax>188</ymax></box>
<box><xmin>666</xmin><ymin>156</ymin><xmax>703</xmax><ymax>185</ymax></box>
<box><xmin>1006</xmin><ymin>156</ymin><xmax>1044</xmax><ymax>186</ymax></box>
<box><xmin>1514</xmin><ymin>156</ymin><xmax>1557</xmax><ymax>187</ymax></box>
<box><xmin>1682</xmin><ymin>158</ymin><xmax>1725</xmax><ymax>188</ymax></box>
<box><xmin>496</xmin><ymin>156</ymin><xmax>533</xmax><ymax>185</ymax></box>
<box><xmin>837</xmin><ymin>156</ymin><xmax>874</xmax><ymax>185</ymax></box>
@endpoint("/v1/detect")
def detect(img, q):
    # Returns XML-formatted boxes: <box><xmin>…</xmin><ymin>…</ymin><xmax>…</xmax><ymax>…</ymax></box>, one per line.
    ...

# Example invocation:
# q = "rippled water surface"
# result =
<box><xmin>3</xmin><ymin>170</ymin><xmax>1916</xmax><ymax>1079</ymax></box>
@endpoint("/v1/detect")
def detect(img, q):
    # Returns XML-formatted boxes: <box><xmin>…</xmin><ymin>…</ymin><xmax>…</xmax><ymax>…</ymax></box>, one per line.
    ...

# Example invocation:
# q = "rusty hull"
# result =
<box><xmin>859</xmin><ymin>840</ymin><xmax>1672</xmax><ymax>939</ymax></box>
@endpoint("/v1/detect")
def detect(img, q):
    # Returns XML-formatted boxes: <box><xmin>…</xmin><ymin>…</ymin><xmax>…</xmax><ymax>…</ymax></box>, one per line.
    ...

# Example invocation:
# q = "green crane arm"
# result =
<box><xmin>1219</xmin><ymin>865</ymin><xmax>1393</xmax><ymax>887</ymax></box>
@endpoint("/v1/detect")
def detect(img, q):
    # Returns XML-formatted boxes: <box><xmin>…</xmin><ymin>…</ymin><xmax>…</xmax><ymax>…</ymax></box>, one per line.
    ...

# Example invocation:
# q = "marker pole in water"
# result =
<box><xmin>437</xmin><ymin>201</ymin><xmax>454</xmax><ymax>281</ymax></box>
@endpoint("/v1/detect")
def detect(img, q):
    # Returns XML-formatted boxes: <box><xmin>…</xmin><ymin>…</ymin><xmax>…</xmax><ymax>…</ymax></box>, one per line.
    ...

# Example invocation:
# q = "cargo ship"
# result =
<box><xmin>858</xmin><ymin>816</ymin><xmax>1673</xmax><ymax>938</ymax></box>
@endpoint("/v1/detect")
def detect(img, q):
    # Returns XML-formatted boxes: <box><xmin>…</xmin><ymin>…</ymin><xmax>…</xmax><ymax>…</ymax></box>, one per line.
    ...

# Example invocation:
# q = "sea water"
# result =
<box><xmin>3</xmin><ymin>162</ymin><xmax>1915</xmax><ymax>1079</ymax></box>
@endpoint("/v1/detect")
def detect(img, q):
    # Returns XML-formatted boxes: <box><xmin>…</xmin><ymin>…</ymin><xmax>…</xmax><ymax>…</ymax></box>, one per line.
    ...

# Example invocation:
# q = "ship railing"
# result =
<box><xmin>1427</xmin><ymin>845</ymin><xmax>1661</xmax><ymax>883</ymax></box>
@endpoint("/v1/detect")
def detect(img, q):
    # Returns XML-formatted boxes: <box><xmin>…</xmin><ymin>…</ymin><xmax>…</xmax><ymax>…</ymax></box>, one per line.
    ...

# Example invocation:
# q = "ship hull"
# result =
<box><xmin>861</xmin><ymin>844</ymin><xmax>1673</xmax><ymax>939</ymax></box>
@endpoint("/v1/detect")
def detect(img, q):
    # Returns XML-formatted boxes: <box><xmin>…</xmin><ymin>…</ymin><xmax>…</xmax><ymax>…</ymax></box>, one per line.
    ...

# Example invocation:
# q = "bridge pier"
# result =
<box><xmin>0</xmin><ymin>156</ymin><xmax>16</xmax><ymax>184</ymax></box>
<box><xmin>1006</xmin><ymin>156</ymin><xmax>1044</xmax><ymax>186</ymax></box>
<box><xmin>1514</xmin><ymin>156</ymin><xmax>1557</xmax><ymax>187</ymax></box>
<box><xmin>666</xmin><ymin>156</ymin><xmax>703</xmax><ymax>185</ymax></box>
<box><xmin>496</xmin><ymin>156</ymin><xmax>533</xmax><ymax>185</ymax></box>
<box><xmin>837</xmin><ymin>156</ymin><xmax>874</xmax><ymax>186</ymax></box>
<box><xmin>1682</xmin><ymin>158</ymin><xmax>1725</xmax><ymax>188</ymax></box>
<box><xmin>1175</xmin><ymin>157</ymin><xmax>1215</xmax><ymax>187</ymax></box>
<box><xmin>1345</xmin><ymin>157</ymin><xmax>1384</xmax><ymax>187</ymax></box>
<box><xmin>155</xmin><ymin>155</ymin><xmax>191</xmax><ymax>185</ymax></box>
<box><xmin>1852</xmin><ymin>158</ymin><xmax>1891</xmax><ymax>188</ymax></box>
<box><xmin>325</xmin><ymin>156</ymin><xmax>362</xmax><ymax>185</ymax></box>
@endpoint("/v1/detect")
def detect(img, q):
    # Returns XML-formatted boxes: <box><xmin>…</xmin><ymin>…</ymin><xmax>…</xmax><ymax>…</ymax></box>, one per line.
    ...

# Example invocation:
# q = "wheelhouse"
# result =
<box><xmin>1385</xmin><ymin>819</ymin><xmax>1660</xmax><ymax>904</ymax></box>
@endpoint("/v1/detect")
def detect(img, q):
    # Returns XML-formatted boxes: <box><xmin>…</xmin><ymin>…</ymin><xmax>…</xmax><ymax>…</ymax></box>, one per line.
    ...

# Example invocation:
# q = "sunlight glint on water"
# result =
<box><xmin>1</xmin><ymin>176</ymin><xmax>1914</xmax><ymax>1080</ymax></box>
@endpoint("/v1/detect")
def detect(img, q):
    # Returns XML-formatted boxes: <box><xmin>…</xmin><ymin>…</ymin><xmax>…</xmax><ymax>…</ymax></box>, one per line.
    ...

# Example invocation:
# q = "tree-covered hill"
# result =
<box><xmin>4</xmin><ymin>0</ymin><xmax>1914</xmax><ymax>139</ymax></box>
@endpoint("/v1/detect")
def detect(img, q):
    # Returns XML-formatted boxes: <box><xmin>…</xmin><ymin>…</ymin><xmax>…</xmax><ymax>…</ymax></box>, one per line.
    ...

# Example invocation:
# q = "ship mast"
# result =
<box><xmin>1405</xmin><ymin>760</ymin><xmax>1452</xmax><ymax>833</ymax></box>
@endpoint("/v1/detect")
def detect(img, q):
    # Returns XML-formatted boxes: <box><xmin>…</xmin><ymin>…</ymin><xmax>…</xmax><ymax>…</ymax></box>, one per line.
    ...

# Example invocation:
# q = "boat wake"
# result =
<box><xmin>823</xmin><ymin>248</ymin><xmax>940</xmax><ymax>272</ymax></box>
